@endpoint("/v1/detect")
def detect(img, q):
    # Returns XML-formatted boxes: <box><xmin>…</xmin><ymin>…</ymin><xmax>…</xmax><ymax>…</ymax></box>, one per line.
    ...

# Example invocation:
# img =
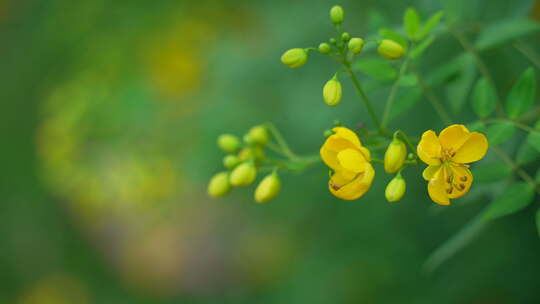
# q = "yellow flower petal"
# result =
<box><xmin>422</xmin><ymin>165</ymin><xmax>440</xmax><ymax>181</ymax></box>
<box><xmin>427</xmin><ymin>167</ymin><xmax>450</xmax><ymax>205</ymax></box>
<box><xmin>417</xmin><ymin>130</ymin><xmax>442</xmax><ymax>166</ymax></box>
<box><xmin>320</xmin><ymin>136</ymin><xmax>357</xmax><ymax>171</ymax></box>
<box><xmin>329</xmin><ymin>164</ymin><xmax>375</xmax><ymax>200</ymax></box>
<box><xmin>358</xmin><ymin>146</ymin><xmax>371</xmax><ymax>162</ymax></box>
<box><xmin>447</xmin><ymin>165</ymin><xmax>473</xmax><ymax>199</ymax></box>
<box><xmin>332</xmin><ymin>127</ymin><xmax>362</xmax><ymax>148</ymax></box>
<box><xmin>438</xmin><ymin>124</ymin><xmax>471</xmax><ymax>153</ymax></box>
<box><xmin>452</xmin><ymin>132</ymin><xmax>488</xmax><ymax>164</ymax></box>
<box><xmin>337</xmin><ymin>149</ymin><xmax>368</xmax><ymax>173</ymax></box>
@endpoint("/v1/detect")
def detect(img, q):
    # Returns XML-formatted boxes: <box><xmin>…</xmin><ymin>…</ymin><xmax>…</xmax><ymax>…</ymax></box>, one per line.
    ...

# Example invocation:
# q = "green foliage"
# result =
<box><xmin>418</xmin><ymin>11</ymin><xmax>443</xmax><ymax>40</ymax></box>
<box><xmin>482</xmin><ymin>182</ymin><xmax>535</xmax><ymax>221</ymax></box>
<box><xmin>388</xmin><ymin>88</ymin><xmax>421</xmax><ymax>120</ymax></box>
<box><xmin>471</xmin><ymin>78</ymin><xmax>497</xmax><ymax>118</ymax></box>
<box><xmin>404</xmin><ymin>8</ymin><xmax>420</xmax><ymax>40</ymax></box>
<box><xmin>475</xmin><ymin>18</ymin><xmax>540</xmax><ymax>51</ymax></box>
<box><xmin>353</xmin><ymin>57</ymin><xmax>396</xmax><ymax>80</ymax></box>
<box><xmin>472</xmin><ymin>162</ymin><xmax>511</xmax><ymax>183</ymax></box>
<box><xmin>516</xmin><ymin>141</ymin><xmax>540</xmax><ymax>165</ymax></box>
<box><xmin>506</xmin><ymin>67</ymin><xmax>536</xmax><ymax>119</ymax></box>
<box><xmin>536</xmin><ymin>208</ymin><xmax>540</xmax><ymax>239</ymax></box>
<box><xmin>486</xmin><ymin>121</ymin><xmax>515</xmax><ymax>145</ymax></box>
<box><xmin>410</xmin><ymin>35</ymin><xmax>435</xmax><ymax>59</ymax></box>
<box><xmin>444</xmin><ymin>54</ymin><xmax>476</xmax><ymax>113</ymax></box>
<box><xmin>526</xmin><ymin>120</ymin><xmax>540</xmax><ymax>153</ymax></box>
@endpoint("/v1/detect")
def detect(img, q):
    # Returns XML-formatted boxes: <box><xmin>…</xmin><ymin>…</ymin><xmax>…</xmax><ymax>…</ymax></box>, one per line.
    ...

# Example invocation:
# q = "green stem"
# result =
<box><xmin>395</xmin><ymin>130</ymin><xmax>417</xmax><ymax>153</ymax></box>
<box><xmin>265</xmin><ymin>123</ymin><xmax>297</xmax><ymax>159</ymax></box>
<box><xmin>491</xmin><ymin>146</ymin><xmax>540</xmax><ymax>195</ymax></box>
<box><xmin>416</xmin><ymin>73</ymin><xmax>453</xmax><ymax>125</ymax></box>
<box><xmin>514</xmin><ymin>40</ymin><xmax>540</xmax><ymax>70</ymax></box>
<box><xmin>344</xmin><ymin>63</ymin><xmax>388</xmax><ymax>136</ymax></box>
<box><xmin>483</xmin><ymin>118</ymin><xmax>536</xmax><ymax>133</ymax></box>
<box><xmin>449</xmin><ymin>27</ymin><xmax>505</xmax><ymax>117</ymax></box>
<box><xmin>382</xmin><ymin>56</ymin><xmax>410</xmax><ymax>127</ymax></box>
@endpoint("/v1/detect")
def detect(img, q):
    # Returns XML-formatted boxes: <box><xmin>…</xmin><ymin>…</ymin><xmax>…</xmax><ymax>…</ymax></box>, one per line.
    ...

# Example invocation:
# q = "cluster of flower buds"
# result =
<box><xmin>383</xmin><ymin>134</ymin><xmax>408</xmax><ymax>202</ymax></box>
<box><xmin>280</xmin><ymin>5</ymin><xmax>405</xmax><ymax>110</ymax></box>
<box><xmin>208</xmin><ymin>125</ymin><xmax>282</xmax><ymax>203</ymax></box>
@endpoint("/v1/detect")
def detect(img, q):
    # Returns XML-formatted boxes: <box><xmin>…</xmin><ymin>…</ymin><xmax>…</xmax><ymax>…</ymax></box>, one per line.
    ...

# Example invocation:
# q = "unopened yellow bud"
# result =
<box><xmin>385</xmin><ymin>174</ymin><xmax>406</xmax><ymax>203</ymax></box>
<box><xmin>323</xmin><ymin>78</ymin><xmax>342</xmax><ymax>106</ymax></box>
<box><xmin>330</xmin><ymin>5</ymin><xmax>344</xmax><ymax>24</ymax></box>
<box><xmin>238</xmin><ymin>147</ymin><xmax>265</xmax><ymax>162</ymax></box>
<box><xmin>280</xmin><ymin>48</ymin><xmax>308</xmax><ymax>68</ymax></box>
<box><xmin>217</xmin><ymin>134</ymin><xmax>240</xmax><ymax>153</ymax></box>
<box><xmin>348</xmin><ymin>38</ymin><xmax>364</xmax><ymax>54</ymax></box>
<box><xmin>377</xmin><ymin>39</ymin><xmax>405</xmax><ymax>59</ymax></box>
<box><xmin>384</xmin><ymin>138</ymin><xmax>407</xmax><ymax>174</ymax></box>
<box><xmin>230</xmin><ymin>162</ymin><xmax>257</xmax><ymax>187</ymax></box>
<box><xmin>208</xmin><ymin>172</ymin><xmax>231</xmax><ymax>197</ymax></box>
<box><xmin>254</xmin><ymin>172</ymin><xmax>281</xmax><ymax>203</ymax></box>
<box><xmin>223</xmin><ymin>155</ymin><xmax>240</xmax><ymax>169</ymax></box>
<box><xmin>247</xmin><ymin>125</ymin><xmax>269</xmax><ymax>145</ymax></box>
<box><xmin>319</xmin><ymin>42</ymin><xmax>331</xmax><ymax>54</ymax></box>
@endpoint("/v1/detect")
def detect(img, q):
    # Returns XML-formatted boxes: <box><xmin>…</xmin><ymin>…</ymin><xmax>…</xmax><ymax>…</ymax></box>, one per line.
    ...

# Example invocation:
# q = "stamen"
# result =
<box><xmin>446</xmin><ymin>188</ymin><xmax>453</xmax><ymax>194</ymax></box>
<box><xmin>460</xmin><ymin>176</ymin><xmax>467</xmax><ymax>182</ymax></box>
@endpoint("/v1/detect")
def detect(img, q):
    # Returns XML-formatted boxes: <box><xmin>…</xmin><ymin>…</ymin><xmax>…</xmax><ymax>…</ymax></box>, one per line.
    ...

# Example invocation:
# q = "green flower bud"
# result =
<box><xmin>230</xmin><ymin>162</ymin><xmax>257</xmax><ymax>187</ymax></box>
<box><xmin>238</xmin><ymin>147</ymin><xmax>265</xmax><ymax>162</ymax></box>
<box><xmin>318</xmin><ymin>42</ymin><xmax>331</xmax><ymax>54</ymax></box>
<box><xmin>254</xmin><ymin>172</ymin><xmax>281</xmax><ymax>203</ymax></box>
<box><xmin>208</xmin><ymin>172</ymin><xmax>231</xmax><ymax>198</ymax></box>
<box><xmin>217</xmin><ymin>134</ymin><xmax>240</xmax><ymax>153</ymax></box>
<box><xmin>330</xmin><ymin>5</ymin><xmax>344</xmax><ymax>24</ymax></box>
<box><xmin>223</xmin><ymin>155</ymin><xmax>240</xmax><ymax>169</ymax></box>
<box><xmin>348</xmin><ymin>37</ymin><xmax>364</xmax><ymax>54</ymax></box>
<box><xmin>329</xmin><ymin>38</ymin><xmax>337</xmax><ymax>45</ymax></box>
<box><xmin>247</xmin><ymin>125</ymin><xmax>269</xmax><ymax>145</ymax></box>
<box><xmin>384</xmin><ymin>138</ymin><xmax>407</xmax><ymax>174</ymax></box>
<box><xmin>385</xmin><ymin>174</ymin><xmax>406</xmax><ymax>203</ymax></box>
<box><xmin>341</xmin><ymin>32</ymin><xmax>350</xmax><ymax>41</ymax></box>
<box><xmin>280</xmin><ymin>48</ymin><xmax>308</xmax><ymax>68</ymax></box>
<box><xmin>323</xmin><ymin>78</ymin><xmax>342</xmax><ymax>107</ymax></box>
<box><xmin>323</xmin><ymin>129</ymin><xmax>334</xmax><ymax>137</ymax></box>
<box><xmin>377</xmin><ymin>39</ymin><xmax>405</xmax><ymax>60</ymax></box>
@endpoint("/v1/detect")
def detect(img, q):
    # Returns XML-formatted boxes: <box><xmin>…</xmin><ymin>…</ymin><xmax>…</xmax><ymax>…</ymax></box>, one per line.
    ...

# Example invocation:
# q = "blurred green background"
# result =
<box><xmin>2</xmin><ymin>0</ymin><xmax>540</xmax><ymax>303</ymax></box>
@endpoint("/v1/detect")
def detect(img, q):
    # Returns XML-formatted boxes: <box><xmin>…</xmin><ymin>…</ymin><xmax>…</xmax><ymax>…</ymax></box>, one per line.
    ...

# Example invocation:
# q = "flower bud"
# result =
<box><xmin>254</xmin><ymin>172</ymin><xmax>281</xmax><ymax>203</ymax></box>
<box><xmin>223</xmin><ymin>155</ymin><xmax>240</xmax><ymax>169</ymax></box>
<box><xmin>385</xmin><ymin>174</ymin><xmax>406</xmax><ymax>203</ymax></box>
<box><xmin>238</xmin><ymin>147</ymin><xmax>265</xmax><ymax>162</ymax></box>
<box><xmin>208</xmin><ymin>172</ymin><xmax>231</xmax><ymax>197</ymax></box>
<box><xmin>330</xmin><ymin>5</ymin><xmax>344</xmax><ymax>24</ymax></box>
<box><xmin>329</xmin><ymin>38</ymin><xmax>337</xmax><ymax>45</ymax></box>
<box><xmin>384</xmin><ymin>138</ymin><xmax>407</xmax><ymax>174</ymax></box>
<box><xmin>323</xmin><ymin>78</ymin><xmax>342</xmax><ymax>107</ymax></box>
<box><xmin>280</xmin><ymin>48</ymin><xmax>308</xmax><ymax>68</ymax></box>
<box><xmin>377</xmin><ymin>40</ymin><xmax>405</xmax><ymax>60</ymax></box>
<box><xmin>341</xmin><ymin>32</ymin><xmax>350</xmax><ymax>41</ymax></box>
<box><xmin>217</xmin><ymin>134</ymin><xmax>240</xmax><ymax>153</ymax></box>
<box><xmin>348</xmin><ymin>37</ymin><xmax>364</xmax><ymax>54</ymax></box>
<box><xmin>230</xmin><ymin>162</ymin><xmax>257</xmax><ymax>187</ymax></box>
<box><xmin>247</xmin><ymin>125</ymin><xmax>269</xmax><ymax>145</ymax></box>
<box><xmin>318</xmin><ymin>42</ymin><xmax>331</xmax><ymax>54</ymax></box>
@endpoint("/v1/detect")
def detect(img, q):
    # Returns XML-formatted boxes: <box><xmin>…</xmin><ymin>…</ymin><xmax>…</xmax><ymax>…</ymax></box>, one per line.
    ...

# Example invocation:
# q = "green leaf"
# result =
<box><xmin>481</xmin><ymin>182</ymin><xmax>535</xmax><ymax>221</ymax></box>
<box><xmin>466</xmin><ymin>121</ymin><xmax>486</xmax><ymax>132</ymax></box>
<box><xmin>410</xmin><ymin>35</ymin><xmax>435</xmax><ymax>59</ymax></box>
<box><xmin>398</xmin><ymin>74</ymin><xmax>418</xmax><ymax>87</ymax></box>
<box><xmin>516</xmin><ymin>141</ymin><xmax>540</xmax><ymax>165</ymax></box>
<box><xmin>426</xmin><ymin>54</ymin><xmax>464</xmax><ymax>86</ymax></box>
<box><xmin>388</xmin><ymin>88</ymin><xmax>422</xmax><ymax>120</ymax></box>
<box><xmin>404</xmin><ymin>8</ymin><xmax>420</xmax><ymax>40</ymax></box>
<box><xmin>472</xmin><ymin>163</ymin><xmax>512</xmax><ymax>184</ymax></box>
<box><xmin>423</xmin><ymin>214</ymin><xmax>488</xmax><ymax>273</ymax></box>
<box><xmin>471</xmin><ymin>78</ymin><xmax>497</xmax><ymax>118</ymax></box>
<box><xmin>526</xmin><ymin>120</ymin><xmax>540</xmax><ymax>152</ymax></box>
<box><xmin>476</xmin><ymin>18</ymin><xmax>540</xmax><ymax>51</ymax></box>
<box><xmin>379</xmin><ymin>28</ymin><xmax>408</xmax><ymax>50</ymax></box>
<box><xmin>418</xmin><ymin>11</ymin><xmax>444</xmax><ymax>40</ymax></box>
<box><xmin>486</xmin><ymin>121</ymin><xmax>515</xmax><ymax>145</ymax></box>
<box><xmin>536</xmin><ymin>208</ymin><xmax>540</xmax><ymax>239</ymax></box>
<box><xmin>506</xmin><ymin>67</ymin><xmax>536</xmax><ymax>119</ymax></box>
<box><xmin>536</xmin><ymin>167</ymin><xmax>540</xmax><ymax>183</ymax></box>
<box><xmin>353</xmin><ymin>58</ymin><xmax>397</xmax><ymax>80</ymax></box>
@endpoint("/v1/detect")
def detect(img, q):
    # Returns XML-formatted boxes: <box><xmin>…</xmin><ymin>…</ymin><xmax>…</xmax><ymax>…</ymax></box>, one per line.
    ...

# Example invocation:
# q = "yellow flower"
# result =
<box><xmin>320</xmin><ymin>127</ymin><xmax>375</xmax><ymax>200</ymax></box>
<box><xmin>417</xmin><ymin>124</ymin><xmax>488</xmax><ymax>205</ymax></box>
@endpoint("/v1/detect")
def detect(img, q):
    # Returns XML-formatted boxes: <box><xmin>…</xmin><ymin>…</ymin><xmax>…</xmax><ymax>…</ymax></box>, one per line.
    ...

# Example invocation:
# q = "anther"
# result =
<box><xmin>460</xmin><ymin>176</ymin><xmax>467</xmax><ymax>182</ymax></box>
